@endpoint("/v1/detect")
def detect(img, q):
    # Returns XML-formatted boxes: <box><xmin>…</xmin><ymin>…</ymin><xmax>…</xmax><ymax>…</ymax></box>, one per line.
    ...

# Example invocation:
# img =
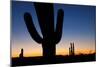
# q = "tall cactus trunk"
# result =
<box><xmin>34</xmin><ymin>3</ymin><xmax>56</xmax><ymax>59</ymax></box>
<box><xmin>24</xmin><ymin>2</ymin><xmax>64</xmax><ymax>60</ymax></box>
<box><xmin>42</xmin><ymin>42</ymin><xmax>55</xmax><ymax>59</ymax></box>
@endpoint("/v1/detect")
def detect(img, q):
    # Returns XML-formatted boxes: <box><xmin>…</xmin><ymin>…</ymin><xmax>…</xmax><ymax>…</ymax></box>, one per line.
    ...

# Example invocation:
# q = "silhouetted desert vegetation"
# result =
<box><xmin>11</xmin><ymin>2</ymin><xmax>96</xmax><ymax>67</ymax></box>
<box><xmin>12</xmin><ymin>53</ymin><xmax>95</xmax><ymax>66</ymax></box>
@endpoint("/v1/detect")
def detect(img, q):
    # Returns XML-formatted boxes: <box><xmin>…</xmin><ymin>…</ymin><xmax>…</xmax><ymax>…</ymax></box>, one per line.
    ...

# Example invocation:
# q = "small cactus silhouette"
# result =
<box><xmin>19</xmin><ymin>48</ymin><xmax>24</xmax><ymax>58</ymax></box>
<box><xmin>69</xmin><ymin>42</ymin><xmax>75</xmax><ymax>56</ymax></box>
<box><xmin>24</xmin><ymin>2</ymin><xmax>64</xmax><ymax>59</ymax></box>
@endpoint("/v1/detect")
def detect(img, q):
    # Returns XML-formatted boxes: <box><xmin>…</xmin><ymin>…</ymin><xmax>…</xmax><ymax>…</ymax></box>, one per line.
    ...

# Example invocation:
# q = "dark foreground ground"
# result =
<box><xmin>11</xmin><ymin>53</ymin><xmax>96</xmax><ymax>67</ymax></box>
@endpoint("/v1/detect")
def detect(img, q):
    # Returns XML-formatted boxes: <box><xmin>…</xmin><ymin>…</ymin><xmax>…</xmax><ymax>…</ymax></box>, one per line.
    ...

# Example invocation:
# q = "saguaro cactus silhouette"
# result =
<box><xmin>24</xmin><ymin>2</ymin><xmax>64</xmax><ymax>59</ymax></box>
<box><xmin>69</xmin><ymin>42</ymin><xmax>75</xmax><ymax>56</ymax></box>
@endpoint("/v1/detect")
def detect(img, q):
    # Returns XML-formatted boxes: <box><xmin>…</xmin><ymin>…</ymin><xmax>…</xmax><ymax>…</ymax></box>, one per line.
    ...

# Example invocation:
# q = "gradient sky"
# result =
<box><xmin>11</xmin><ymin>1</ymin><xmax>96</xmax><ymax>57</ymax></box>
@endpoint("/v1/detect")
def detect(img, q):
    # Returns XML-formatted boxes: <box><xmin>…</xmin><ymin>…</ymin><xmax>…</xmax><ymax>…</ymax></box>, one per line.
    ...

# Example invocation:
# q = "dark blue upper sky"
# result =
<box><xmin>11</xmin><ymin>1</ymin><xmax>96</xmax><ymax>57</ymax></box>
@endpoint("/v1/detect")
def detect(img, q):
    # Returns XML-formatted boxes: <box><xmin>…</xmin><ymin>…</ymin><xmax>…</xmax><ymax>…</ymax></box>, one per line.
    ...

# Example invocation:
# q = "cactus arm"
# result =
<box><xmin>24</xmin><ymin>12</ymin><xmax>42</xmax><ymax>44</ymax></box>
<box><xmin>55</xmin><ymin>9</ymin><xmax>64</xmax><ymax>44</ymax></box>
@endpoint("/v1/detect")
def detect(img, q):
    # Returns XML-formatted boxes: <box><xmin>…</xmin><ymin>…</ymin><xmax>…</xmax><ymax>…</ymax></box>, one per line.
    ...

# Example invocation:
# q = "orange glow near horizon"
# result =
<box><xmin>11</xmin><ymin>48</ymin><xmax>95</xmax><ymax>58</ymax></box>
<box><xmin>11</xmin><ymin>38</ymin><xmax>96</xmax><ymax>58</ymax></box>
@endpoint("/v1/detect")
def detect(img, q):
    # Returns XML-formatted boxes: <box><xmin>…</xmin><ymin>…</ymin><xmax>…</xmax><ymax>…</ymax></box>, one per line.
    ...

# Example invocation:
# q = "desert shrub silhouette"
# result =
<box><xmin>24</xmin><ymin>2</ymin><xmax>64</xmax><ymax>60</ymax></box>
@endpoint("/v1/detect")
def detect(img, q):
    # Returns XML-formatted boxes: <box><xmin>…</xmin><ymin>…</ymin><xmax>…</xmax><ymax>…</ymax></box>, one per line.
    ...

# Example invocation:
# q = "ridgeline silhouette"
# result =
<box><xmin>12</xmin><ymin>42</ymin><xmax>95</xmax><ymax>66</ymax></box>
<box><xmin>24</xmin><ymin>2</ymin><xmax>64</xmax><ymax>60</ymax></box>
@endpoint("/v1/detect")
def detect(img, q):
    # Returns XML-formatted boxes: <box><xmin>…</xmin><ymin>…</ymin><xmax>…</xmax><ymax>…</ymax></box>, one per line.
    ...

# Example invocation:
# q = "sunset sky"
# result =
<box><xmin>11</xmin><ymin>1</ymin><xmax>96</xmax><ymax>57</ymax></box>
